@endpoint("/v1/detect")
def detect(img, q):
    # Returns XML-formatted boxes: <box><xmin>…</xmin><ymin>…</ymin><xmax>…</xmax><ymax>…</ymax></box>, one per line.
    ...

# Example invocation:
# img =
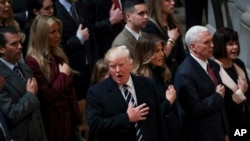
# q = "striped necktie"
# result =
<box><xmin>122</xmin><ymin>85</ymin><xmax>144</xmax><ymax>141</ymax></box>
<box><xmin>13</xmin><ymin>65</ymin><xmax>25</xmax><ymax>81</ymax></box>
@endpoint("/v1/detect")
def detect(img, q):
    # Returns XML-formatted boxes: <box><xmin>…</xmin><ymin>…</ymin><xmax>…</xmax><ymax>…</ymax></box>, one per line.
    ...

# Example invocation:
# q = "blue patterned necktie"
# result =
<box><xmin>122</xmin><ymin>85</ymin><xmax>144</xmax><ymax>141</ymax></box>
<box><xmin>13</xmin><ymin>65</ymin><xmax>25</xmax><ymax>81</ymax></box>
<box><xmin>70</xmin><ymin>3</ymin><xmax>79</xmax><ymax>24</ymax></box>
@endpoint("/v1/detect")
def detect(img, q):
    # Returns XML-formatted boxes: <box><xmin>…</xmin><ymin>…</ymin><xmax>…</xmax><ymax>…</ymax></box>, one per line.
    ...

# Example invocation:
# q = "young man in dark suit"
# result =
<box><xmin>55</xmin><ymin>0</ymin><xmax>99</xmax><ymax>100</ymax></box>
<box><xmin>174</xmin><ymin>25</ymin><xmax>229</xmax><ymax>141</ymax></box>
<box><xmin>55</xmin><ymin>0</ymin><xmax>99</xmax><ymax>137</ymax></box>
<box><xmin>0</xmin><ymin>26</ymin><xmax>47</xmax><ymax>141</ymax></box>
<box><xmin>87</xmin><ymin>45</ymin><xmax>166</xmax><ymax>141</ymax></box>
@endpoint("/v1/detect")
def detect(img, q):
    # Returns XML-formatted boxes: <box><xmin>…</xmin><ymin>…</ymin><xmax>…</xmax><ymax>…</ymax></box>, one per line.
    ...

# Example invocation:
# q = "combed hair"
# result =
<box><xmin>105</xmin><ymin>45</ymin><xmax>133</xmax><ymax>63</ymax></box>
<box><xmin>132</xmin><ymin>35</ymin><xmax>171</xmax><ymax>84</ymax></box>
<box><xmin>122</xmin><ymin>0</ymin><xmax>145</xmax><ymax>14</ymax></box>
<box><xmin>0</xmin><ymin>26</ymin><xmax>18</xmax><ymax>47</ymax></box>
<box><xmin>213</xmin><ymin>27</ymin><xmax>240</xmax><ymax>59</ymax></box>
<box><xmin>185</xmin><ymin>25</ymin><xmax>209</xmax><ymax>47</ymax></box>
<box><xmin>26</xmin><ymin>14</ymin><xmax>72</xmax><ymax>82</ymax></box>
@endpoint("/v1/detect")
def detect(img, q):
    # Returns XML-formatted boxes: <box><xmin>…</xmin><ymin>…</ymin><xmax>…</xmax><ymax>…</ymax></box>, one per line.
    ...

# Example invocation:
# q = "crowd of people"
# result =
<box><xmin>0</xmin><ymin>0</ymin><xmax>250</xmax><ymax>141</ymax></box>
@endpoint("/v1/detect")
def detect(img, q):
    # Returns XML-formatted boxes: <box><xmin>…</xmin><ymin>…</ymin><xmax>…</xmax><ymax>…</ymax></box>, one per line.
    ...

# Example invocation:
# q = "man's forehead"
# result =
<box><xmin>134</xmin><ymin>4</ymin><xmax>147</xmax><ymax>12</ymax></box>
<box><xmin>4</xmin><ymin>33</ymin><xmax>20</xmax><ymax>43</ymax></box>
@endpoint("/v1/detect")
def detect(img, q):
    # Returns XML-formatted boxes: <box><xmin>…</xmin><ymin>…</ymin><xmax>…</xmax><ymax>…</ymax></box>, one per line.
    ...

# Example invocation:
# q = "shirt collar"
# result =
<box><xmin>125</xmin><ymin>25</ymin><xmax>141</xmax><ymax>40</ymax></box>
<box><xmin>59</xmin><ymin>0</ymin><xmax>72</xmax><ymax>13</ymax></box>
<box><xmin>190</xmin><ymin>53</ymin><xmax>207</xmax><ymax>72</ymax></box>
<box><xmin>126</xmin><ymin>75</ymin><xmax>134</xmax><ymax>89</ymax></box>
<box><xmin>0</xmin><ymin>58</ymin><xmax>16</xmax><ymax>70</ymax></box>
<box><xmin>119</xmin><ymin>75</ymin><xmax>134</xmax><ymax>89</ymax></box>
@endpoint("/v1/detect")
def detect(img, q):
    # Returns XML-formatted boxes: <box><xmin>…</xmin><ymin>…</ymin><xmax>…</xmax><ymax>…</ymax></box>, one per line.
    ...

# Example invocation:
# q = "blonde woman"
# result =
<box><xmin>25</xmin><ymin>15</ymin><xmax>83</xmax><ymax>141</ymax></box>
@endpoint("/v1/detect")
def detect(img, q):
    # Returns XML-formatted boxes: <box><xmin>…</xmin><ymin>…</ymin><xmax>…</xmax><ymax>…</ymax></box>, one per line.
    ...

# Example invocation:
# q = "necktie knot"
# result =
<box><xmin>122</xmin><ymin>84</ymin><xmax>128</xmax><ymax>91</ymax></box>
<box><xmin>13</xmin><ymin>65</ymin><xmax>20</xmax><ymax>73</ymax></box>
<box><xmin>122</xmin><ymin>84</ymin><xmax>133</xmax><ymax>104</ymax></box>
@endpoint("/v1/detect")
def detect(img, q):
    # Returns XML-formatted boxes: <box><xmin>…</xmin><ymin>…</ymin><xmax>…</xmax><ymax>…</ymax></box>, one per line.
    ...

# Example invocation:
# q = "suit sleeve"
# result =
<box><xmin>0</xmin><ymin>85</ymin><xmax>40</xmax><ymax>126</ymax></box>
<box><xmin>175</xmin><ymin>72</ymin><xmax>224</xmax><ymax>118</ymax></box>
<box><xmin>87</xmin><ymin>88</ymin><xmax>131</xmax><ymax>136</ymax></box>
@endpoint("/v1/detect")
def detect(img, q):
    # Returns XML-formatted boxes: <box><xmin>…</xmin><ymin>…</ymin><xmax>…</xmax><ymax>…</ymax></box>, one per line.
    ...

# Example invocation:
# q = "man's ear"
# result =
<box><xmin>125</xmin><ymin>13</ymin><xmax>130</xmax><ymax>22</ymax></box>
<box><xmin>0</xmin><ymin>46</ymin><xmax>4</xmax><ymax>54</ymax></box>
<box><xmin>189</xmin><ymin>43</ymin><xmax>196</xmax><ymax>52</ymax></box>
<box><xmin>33</xmin><ymin>9</ymin><xmax>39</xmax><ymax>16</ymax></box>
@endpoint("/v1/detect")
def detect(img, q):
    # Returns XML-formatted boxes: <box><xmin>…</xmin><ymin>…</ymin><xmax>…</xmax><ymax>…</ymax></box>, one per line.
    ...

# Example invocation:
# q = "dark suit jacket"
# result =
<box><xmin>0</xmin><ymin>60</ymin><xmax>47</xmax><ymax>141</ymax></box>
<box><xmin>0</xmin><ymin>112</ymin><xmax>12</xmax><ymax>141</ymax></box>
<box><xmin>82</xmin><ymin>0</ymin><xmax>124</xmax><ymax>58</ymax></box>
<box><xmin>12</xmin><ymin>0</ymin><xmax>28</xmax><ymax>30</ymax></box>
<box><xmin>112</xmin><ymin>28</ymin><xmax>148</xmax><ymax>58</ymax></box>
<box><xmin>55</xmin><ymin>0</ymin><xmax>99</xmax><ymax>99</ymax></box>
<box><xmin>174</xmin><ymin>55</ymin><xmax>229</xmax><ymax>141</ymax></box>
<box><xmin>87</xmin><ymin>75</ymin><xmax>166</xmax><ymax>141</ymax></box>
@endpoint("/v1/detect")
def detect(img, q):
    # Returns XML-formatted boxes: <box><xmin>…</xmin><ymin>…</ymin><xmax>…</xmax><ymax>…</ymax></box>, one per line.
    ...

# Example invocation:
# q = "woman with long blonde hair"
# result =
<box><xmin>25</xmin><ymin>14</ymin><xmax>83</xmax><ymax>141</ymax></box>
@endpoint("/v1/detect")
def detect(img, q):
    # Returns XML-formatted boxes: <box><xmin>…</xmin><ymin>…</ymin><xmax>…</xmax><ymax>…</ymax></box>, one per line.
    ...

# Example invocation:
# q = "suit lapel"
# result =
<box><xmin>17</xmin><ymin>62</ymin><xmax>32</xmax><ymax>80</ymax></box>
<box><xmin>123</xmin><ymin>28</ymin><xmax>137</xmax><ymax>41</ymax></box>
<box><xmin>131</xmin><ymin>75</ymin><xmax>146</xmax><ymax>106</ymax></box>
<box><xmin>188</xmin><ymin>56</ymin><xmax>215</xmax><ymax>89</ymax></box>
<box><xmin>55</xmin><ymin>1</ymin><xmax>78</xmax><ymax>28</ymax></box>
<box><xmin>0</xmin><ymin>61</ymin><xmax>26</xmax><ymax>96</ymax></box>
<box><xmin>107</xmin><ymin>77</ymin><xmax>128</xmax><ymax>110</ymax></box>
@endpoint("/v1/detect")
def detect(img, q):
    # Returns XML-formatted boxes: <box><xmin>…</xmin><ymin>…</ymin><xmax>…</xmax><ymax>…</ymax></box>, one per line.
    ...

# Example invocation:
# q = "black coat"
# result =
<box><xmin>151</xmin><ymin>66</ymin><xmax>183</xmax><ymax>141</ymax></box>
<box><xmin>87</xmin><ymin>75</ymin><xmax>166</xmax><ymax>141</ymax></box>
<box><xmin>55</xmin><ymin>0</ymin><xmax>99</xmax><ymax>99</ymax></box>
<box><xmin>82</xmin><ymin>0</ymin><xmax>124</xmax><ymax>58</ymax></box>
<box><xmin>174</xmin><ymin>55</ymin><xmax>229</xmax><ymax>141</ymax></box>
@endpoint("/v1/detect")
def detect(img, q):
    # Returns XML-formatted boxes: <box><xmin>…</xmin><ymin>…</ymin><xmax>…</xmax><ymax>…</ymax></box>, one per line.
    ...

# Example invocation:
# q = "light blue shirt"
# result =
<box><xmin>0</xmin><ymin>58</ymin><xmax>15</xmax><ymax>70</ymax></box>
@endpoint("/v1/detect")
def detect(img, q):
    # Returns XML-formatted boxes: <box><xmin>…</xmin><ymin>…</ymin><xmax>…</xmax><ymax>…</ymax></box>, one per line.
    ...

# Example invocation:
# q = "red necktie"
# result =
<box><xmin>207</xmin><ymin>63</ymin><xmax>218</xmax><ymax>87</ymax></box>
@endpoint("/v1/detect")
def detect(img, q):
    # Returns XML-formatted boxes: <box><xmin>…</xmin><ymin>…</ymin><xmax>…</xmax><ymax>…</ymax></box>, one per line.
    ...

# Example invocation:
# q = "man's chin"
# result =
<box><xmin>115</xmin><ymin>78</ymin><xmax>124</xmax><ymax>85</ymax></box>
